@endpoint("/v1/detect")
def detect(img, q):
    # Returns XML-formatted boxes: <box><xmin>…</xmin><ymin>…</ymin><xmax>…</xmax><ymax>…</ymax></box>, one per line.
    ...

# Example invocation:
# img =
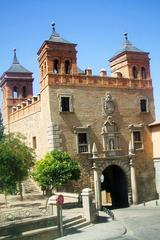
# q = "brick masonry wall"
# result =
<box><xmin>48</xmin><ymin>84</ymin><xmax>156</xmax><ymax>201</ymax></box>
<box><xmin>7</xmin><ymin>81</ymin><xmax>156</xmax><ymax>202</ymax></box>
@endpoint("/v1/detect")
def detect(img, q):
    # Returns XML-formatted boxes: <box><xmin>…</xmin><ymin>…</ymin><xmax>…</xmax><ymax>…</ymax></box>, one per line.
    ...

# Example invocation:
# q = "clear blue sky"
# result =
<box><xmin>0</xmin><ymin>0</ymin><xmax>160</xmax><ymax>119</ymax></box>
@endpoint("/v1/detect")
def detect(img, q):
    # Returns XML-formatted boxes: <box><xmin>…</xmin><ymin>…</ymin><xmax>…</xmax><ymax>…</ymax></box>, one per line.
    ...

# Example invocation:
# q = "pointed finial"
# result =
<box><xmin>92</xmin><ymin>142</ymin><xmax>98</xmax><ymax>158</ymax></box>
<box><xmin>13</xmin><ymin>48</ymin><xmax>19</xmax><ymax>64</ymax></box>
<box><xmin>124</xmin><ymin>32</ymin><xmax>128</xmax><ymax>41</ymax></box>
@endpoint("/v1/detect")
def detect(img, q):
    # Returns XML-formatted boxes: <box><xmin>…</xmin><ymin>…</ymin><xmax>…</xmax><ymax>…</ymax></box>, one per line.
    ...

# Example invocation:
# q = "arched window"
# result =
<box><xmin>41</xmin><ymin>66</ymin><xmax>43</xmax><ymax>77</ymax></box>
<box><xmin>133</xmin><ymin>66</ymin><xmax>138</xmax><ymax>79</ymax></box>
<box><xmin>13</xmin><ymin>86</ymin><xmax>19</xmax><ymax>98</ymax></box>
<box><xmin>65</xmin><ymin>60</ymin><xmax>70</xmax><ymax>74</ymax></box>
<box><xmin>141</xmin><ymin>67</ymin><xmax>146</xmax><ymax>79</ymax></box>
<box><xmin>44</xmin><ymin>61</ymin><xmax>46</xmax><ymax>74</ymax></box>
<box><xmin>22</xmin><ymin>86</ymin><xmax>27</xmax><ymax>98</ymax></box>
<box><xmin>53</xmin><ymin>59</ymin><xmax>59</xmax><ymax>74</ymax></box>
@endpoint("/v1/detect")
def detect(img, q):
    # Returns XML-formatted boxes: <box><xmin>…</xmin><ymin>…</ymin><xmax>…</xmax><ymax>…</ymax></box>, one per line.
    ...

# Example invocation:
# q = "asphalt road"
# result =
<box><xmin>113</xmin><ymin>205</ymin><xmax>160</xmax><ymax>240</ymax></box>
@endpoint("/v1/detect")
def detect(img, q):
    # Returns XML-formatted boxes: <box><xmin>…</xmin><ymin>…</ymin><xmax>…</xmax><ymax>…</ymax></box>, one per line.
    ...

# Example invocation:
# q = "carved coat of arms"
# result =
<box><xmin>103</xmin><ymin>92</ymin><xmax>115</xmax><ymax>115</ymax></box>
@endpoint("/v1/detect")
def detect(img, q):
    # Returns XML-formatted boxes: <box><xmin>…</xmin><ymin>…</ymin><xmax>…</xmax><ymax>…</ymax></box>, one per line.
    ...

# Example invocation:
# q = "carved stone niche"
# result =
<box><xmin>101</xmin><ymin>116</ymin><xmax>121</xmax><ymax>157</ymax></box>
<box><xmin>102</xmin><ymin>92</ymin><xmax>115</xmax><ymax>116</ymax></box>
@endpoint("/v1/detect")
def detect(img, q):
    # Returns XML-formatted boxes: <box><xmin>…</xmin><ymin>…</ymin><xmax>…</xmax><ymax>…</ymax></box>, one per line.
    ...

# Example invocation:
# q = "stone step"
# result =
<box><xmin>0</xmin><ymin>215</ymin><xmax>89</xmax><ymax>239</ymax></box>
<box><xmin>64</xmin><ymin>220</ymin><xmax>91</xmax><ymax>235</ymax></box>
<box><xmin>0</xmin><ymin>226</ymin><xmax>59</xmax><ymax>240</ymax></box>
<box><xmin>21</xmin><ymin>225</ymin><xmax>59</xmax><ymax>239</ymax></box>
<box><xmin>63</xmin><ymin>214</ymin><xmax>83</xmax><ymax>224</ymax></box>
<box><xmin>63</xmin><ymin>217</ymin><xmax>85</xmax><ymax>229</ymax></box>
<box><xmin>22</xmin><ymin>178</ymin><xmax>41</xmax><ymax>195</ymax></box>
<box><xmin>0</xmin><ymin>215</ymin><xmax>56</xmax><ymax>237</ymax></box>
<box><xmin>63</xmin><ymin>215</ymin><xmax>91</xmax><ymax>235</ymax></box>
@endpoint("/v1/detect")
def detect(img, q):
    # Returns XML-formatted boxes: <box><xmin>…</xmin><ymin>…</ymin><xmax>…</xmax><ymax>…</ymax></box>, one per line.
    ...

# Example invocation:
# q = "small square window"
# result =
<box><xmin>78</xmin><ymin>133</ymin><xmax>88</xmax><ymax>153</ymax></box>
<box><xmin>58</xmin><ymin>94</ymin><xmax>73</xmax><ymax>113</ymax></box>
<box><xmin>133</xmin><ymin>131</ymin><xmax>142</xmax><ymax>150</ymax></box>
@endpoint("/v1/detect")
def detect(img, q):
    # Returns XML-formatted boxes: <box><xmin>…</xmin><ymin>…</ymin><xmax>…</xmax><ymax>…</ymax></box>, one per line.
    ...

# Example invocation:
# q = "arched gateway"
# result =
<box><xmin>101</xmin><ymin>164</ymin><xmax>129</xmax><ymax>208</ymax></box>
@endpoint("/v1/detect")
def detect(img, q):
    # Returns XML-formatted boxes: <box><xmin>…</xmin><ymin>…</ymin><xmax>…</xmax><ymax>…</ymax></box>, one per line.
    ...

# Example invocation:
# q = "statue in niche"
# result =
<box><xmin>109</xmin><ymin>139</ymin><xmax>114</xmax><ymax>150</ymax></box>
<box><xmin>103</xmin><ymin>92</ymin><xmax>115</xmax><ymax>115</ymax></box>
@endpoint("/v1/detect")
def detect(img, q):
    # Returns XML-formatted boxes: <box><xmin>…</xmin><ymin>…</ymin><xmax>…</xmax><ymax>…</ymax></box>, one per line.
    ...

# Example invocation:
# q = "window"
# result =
<box><xmin>141</xmin><ymin>67</ymin><xmax>146</xmax><ymax>79</ymax></box>
<box><xmin>22</xmin><ymin>86</ymin><xmax>27</xmax><ymax>98</ymax></box>
<box><xmin>53</xmin><ymin>59</ymin><xmax>59</xmax><ymax>74</ymax></box>
<box><xmin>78</xmin><ymin>133</ymin><xmax>88</xmax><ymax>153</ymax></box>
<box><xmin>133</xmin><ymin>131</ymin><xmax>142</xmax><ymax>150</ymax></box>
<box><xmin>44</xmin><ymin>61</ymin><xmax>46</xmax><ymax>74</ymax></box>
<box><xmin>128</xmin><ymin>124</ymin><xmax>144</xmax><ymax>152</ymax></box>
<box><xmin>74</xmin><ymin>125</ymin><xmax>91</xmax><ymax>154</ymax></box>
<box><xmin>32</xmin><ymin>136</ymin><xmax>37</xmax><ymax>149</ymax></box>
<box><xmin>41</xmin><ymin>66</ymin><xmax>43</xmax><ymax>77</ymax></box>
<box><xmin>61</xmin><ymin>97</ymin><xmax>70</xmax><ymax>112</ymax></box>
<box><xmin>58</xmin><ymin>94</ymin><xmax>73</xmax><ymax>112</ymax></box>
<box><xmin>13</xmin><ymin>86</ymin><xmax>19</xmax><ymax>98</ymax></box>
<box><xmin>140</xmin><ymin>98</ymin><xmax>148</xmax><ymax>112</ymax></box>
<box><xmin>65</xmin><ymin>60</ymin><xmax>70</xmax><ymax>74</ymax></box>
<box><xmin>133</xmin><ymin>66</ymin><xmax>138</xmax><ymax>79</ymax></box>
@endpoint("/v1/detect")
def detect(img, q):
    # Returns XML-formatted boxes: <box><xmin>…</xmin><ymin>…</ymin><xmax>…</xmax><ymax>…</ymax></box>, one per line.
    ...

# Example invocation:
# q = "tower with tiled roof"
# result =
<box><xmin>109</xmin><ymin>33</ymin><xmax>151</xmax><ymax>80</ymax></box>
<box><xmin>38</xmin><ymin>22</ymin><xmax>78</xmax><ymax>92</ymax></box>
<box><xmin>0</xmin><ymin>49</ymin><xmax>33</xmax><ymax>127</ymax></box>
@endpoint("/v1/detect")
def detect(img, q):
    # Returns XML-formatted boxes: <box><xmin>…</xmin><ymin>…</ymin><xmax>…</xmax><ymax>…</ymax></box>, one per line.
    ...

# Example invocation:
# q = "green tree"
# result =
<box><xmin>0</xmin><ymin>110</ymin><xmax>4</xmax><ymax>141</ymax></box>
<box><xmin>0</xmin><ymin>133</ymin><xmax>35</xmax><ymax>204</ymax></box>
<box><xmin>33</xmin><ymin>150</ymin><xmax>80</xmax><ymax>197</ymax></box>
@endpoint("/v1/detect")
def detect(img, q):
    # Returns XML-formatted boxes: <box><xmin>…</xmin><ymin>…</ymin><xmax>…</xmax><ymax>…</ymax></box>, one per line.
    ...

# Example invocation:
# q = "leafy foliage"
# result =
<box><xmin>33</xmin><ymin>150</ymin><xmax>80</xmax><ymax>195</ymax></box>
<box><xmin>0</xmin><ymin>133</ymin><xmax>35</xmax><ymax>195</ymax></box>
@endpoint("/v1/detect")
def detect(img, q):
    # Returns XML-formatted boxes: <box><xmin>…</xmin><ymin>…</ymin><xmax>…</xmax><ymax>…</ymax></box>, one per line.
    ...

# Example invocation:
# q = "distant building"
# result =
<box><xmin>149</xmin><ymin>121</ymin><xmax>160</xmax><ymax>199</ymax></box>
<box><xmin>0</xmin><ymin>23</ymin><xmax>157</xmax><ymax>208</ymax></box>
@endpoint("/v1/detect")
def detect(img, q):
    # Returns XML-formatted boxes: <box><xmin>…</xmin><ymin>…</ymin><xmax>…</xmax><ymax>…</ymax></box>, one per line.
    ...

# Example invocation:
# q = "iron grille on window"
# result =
<box><xmin>133</xmin><ymin>131</ymin><xmax>142</xmax><ymax>150</ymax></box>
<box><xmin>78</xmin><ymin>133</ymin><xmax>88</xmax><ymax>153</ymax></box>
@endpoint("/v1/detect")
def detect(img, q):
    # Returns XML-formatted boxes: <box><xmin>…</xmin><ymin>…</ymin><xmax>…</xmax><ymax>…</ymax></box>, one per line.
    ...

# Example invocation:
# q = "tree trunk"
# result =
<box><xmin>18</xmin><ymin>182</ymin><xmax>23</xmax><ymax>201</ymax></box>
<box><xmin>4</xmin><ymin>191</ymin><xmax>8</xmax><ymax>208</ymax></box>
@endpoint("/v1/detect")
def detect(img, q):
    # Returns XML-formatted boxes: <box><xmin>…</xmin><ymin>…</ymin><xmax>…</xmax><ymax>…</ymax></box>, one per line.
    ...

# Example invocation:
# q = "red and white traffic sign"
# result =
<box><xmin>56</xmin><ymin>194</ymin><xmax>64</xmax><ymax>205</ymax></box>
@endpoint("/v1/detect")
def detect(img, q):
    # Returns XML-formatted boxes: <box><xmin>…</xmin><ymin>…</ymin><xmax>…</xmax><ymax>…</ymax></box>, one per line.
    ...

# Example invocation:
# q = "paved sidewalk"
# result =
<box><xmin>60</xmin><ymin>211</ymin><xmax>126</xmax><ymax>240</ymax></box>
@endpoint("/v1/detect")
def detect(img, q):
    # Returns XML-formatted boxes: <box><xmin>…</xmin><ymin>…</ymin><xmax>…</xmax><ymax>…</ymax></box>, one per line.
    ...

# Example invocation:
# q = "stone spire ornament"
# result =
<box><xmin>92</xmin><ymin>142</ymin><xmax>98</xmax><ymax>158</ymax></box>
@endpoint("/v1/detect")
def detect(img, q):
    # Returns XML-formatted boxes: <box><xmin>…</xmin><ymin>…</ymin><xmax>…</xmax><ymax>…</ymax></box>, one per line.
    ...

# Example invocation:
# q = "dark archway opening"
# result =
<box><xmin>101</xmin><ymin>165</ymin><xmax>129</xmax><ymax>209</ymax></box>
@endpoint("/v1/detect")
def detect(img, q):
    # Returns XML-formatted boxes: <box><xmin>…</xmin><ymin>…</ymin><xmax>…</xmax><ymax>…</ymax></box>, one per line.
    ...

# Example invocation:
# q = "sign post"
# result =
<box><xmin>56</xmin><ymin>194</ymin><xmax>64</xmax><ymax>237</ymax></box>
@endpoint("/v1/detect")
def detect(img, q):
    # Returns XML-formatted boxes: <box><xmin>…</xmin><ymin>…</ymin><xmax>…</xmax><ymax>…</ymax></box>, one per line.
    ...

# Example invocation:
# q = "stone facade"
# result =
<box><xmin>0</xmin><ymin>26</ymin><xmax>157</xmax><ymax>207</ymax></box>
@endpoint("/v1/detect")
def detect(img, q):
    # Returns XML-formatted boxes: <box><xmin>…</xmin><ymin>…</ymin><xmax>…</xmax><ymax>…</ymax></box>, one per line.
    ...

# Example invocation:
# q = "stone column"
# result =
<box><xmin>81</xmin><ymin>188</ymin><xmax>95</xmax><ymax>222</ymax></box>
<box><xmin>154</xmin><ymin>158</ymin><xmax>160</xmax><ymax>199</ymax></box>
<box><xmin>92</xmin><ymin>162</ymin><xmax>101</xmax><ymax>210</ymax></box>
<box><xmin>130</xmin><ymin>158</ymin><xmax>138</xmax><ymax>204</ymax></box>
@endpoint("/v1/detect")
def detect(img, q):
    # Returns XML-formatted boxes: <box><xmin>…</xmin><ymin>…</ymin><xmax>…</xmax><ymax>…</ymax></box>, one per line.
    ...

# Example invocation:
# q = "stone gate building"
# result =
<box><xmin>0</xmin><ymin>23</ymin><xmax>157</xmax><ymax>208</ymax></box>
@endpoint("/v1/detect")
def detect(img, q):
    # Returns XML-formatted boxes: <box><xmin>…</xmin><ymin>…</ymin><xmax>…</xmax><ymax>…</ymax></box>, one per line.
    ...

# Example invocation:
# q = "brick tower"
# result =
<box><xmin>37</xmin><ymin>22</ymin><xmax>78</xmax><ymax>92</ymax></box>
<box><xmin>109</xmin><ymin>33</ymin><xmax>151</xmax><ymax>80</ymax></box>
<box><xmin>0</xmin><ymin>49</ymin><xmax>33</xmax><ymax>128</ymax></box>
